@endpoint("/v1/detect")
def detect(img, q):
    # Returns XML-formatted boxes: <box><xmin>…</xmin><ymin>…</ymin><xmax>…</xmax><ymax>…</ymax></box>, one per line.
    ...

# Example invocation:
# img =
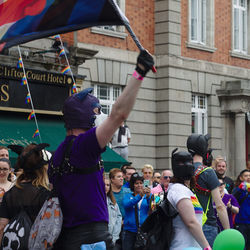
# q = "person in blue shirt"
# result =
<box><xmin>232</xmin><ymin>169</ymin><xmax>250</xmax><ymax>249</ymax></box>
<box><xmin>110</xmin><ymin>168</ymin><xmax>131</xmax><ymax>219</ymax></box>
<box><xmin>122</xmin><ymin>172</ymin><xmax>151</xmax><ymax>250</ymax></box>
<box><xmin>123</xmin><ymin>165</ymin><xmax>136</xmax><ymax>189</ymax></box>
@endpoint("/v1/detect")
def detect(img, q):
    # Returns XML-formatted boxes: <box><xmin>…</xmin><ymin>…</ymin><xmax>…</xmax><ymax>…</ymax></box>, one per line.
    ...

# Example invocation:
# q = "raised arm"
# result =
<box><xmin>177</xmin><ymin>198</ymin><xmax>211</xmax><ymax>249</ymax></box>
<box><xmin>96</xmin><ymin>50</ymin><xmax>154</xmax><ymax>148</ymax></box>
<box><xmin>123</xmin><ymin>193</ymin><xmax>142</xmax><ymax>209</ymax></box>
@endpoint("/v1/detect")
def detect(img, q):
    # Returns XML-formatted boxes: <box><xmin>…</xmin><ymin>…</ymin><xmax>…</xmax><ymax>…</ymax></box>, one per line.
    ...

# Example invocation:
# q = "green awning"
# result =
<box><xmin>0</xmin><ymin>111</ymin><xmax>65</xmax><ymax>166</ymax></box>
<box><xmin>0</xmin><ymin>111</ymin><xmax>128</xmax><ymax>171</ymax></box>
<box><xmin>102</xmin><ymin>146</ymin><xmax>129</xmax><ymax>172</ymax></box>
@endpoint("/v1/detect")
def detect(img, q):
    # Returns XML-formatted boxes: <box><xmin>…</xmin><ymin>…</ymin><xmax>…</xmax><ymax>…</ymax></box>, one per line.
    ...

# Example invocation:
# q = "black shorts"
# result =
<box><xmin>53</xmin><ymin>222</ymin><xmax>114</xmax><ymax>250</ymax></box>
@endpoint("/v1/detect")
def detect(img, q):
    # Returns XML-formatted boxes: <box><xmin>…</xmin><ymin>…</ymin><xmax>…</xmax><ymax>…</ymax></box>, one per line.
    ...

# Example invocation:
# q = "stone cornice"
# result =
<box><xmin>156</xmin><ymin>54</ymin><xmax>250</xmax><ymax>80</ymax></box>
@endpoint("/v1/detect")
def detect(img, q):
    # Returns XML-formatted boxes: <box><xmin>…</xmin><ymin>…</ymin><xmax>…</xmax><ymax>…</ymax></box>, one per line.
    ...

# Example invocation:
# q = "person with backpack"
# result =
<box><xmin>49</xmin><ymin>50</ymin><xmax>155</xmax><ymax>250</ymax></box>
<box><xmin>187</xmin><ymin>134</ymin><xmax>230</xmax><ymax>247</ymax></box>
<box><xmin>0</xmin><ymin>143</ymin><xmax>51</xmax><ymax>249</ymax></box>
<box><xmin>166</xmin><ymin>148</ymin><xmax>211</xmax><ymax>250</ymax></box>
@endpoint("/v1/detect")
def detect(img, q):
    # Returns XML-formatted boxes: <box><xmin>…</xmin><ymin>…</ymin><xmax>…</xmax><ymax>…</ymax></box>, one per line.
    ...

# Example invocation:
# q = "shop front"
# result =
<box><xmin>0</xmin><ymin>63</ymin><xmax>73</xmax><ymax>165</ymax></box>
<box><xmin>0</xmin><ymin>63</ymin><xmax>128</xmax><ymax>170</ymax></box>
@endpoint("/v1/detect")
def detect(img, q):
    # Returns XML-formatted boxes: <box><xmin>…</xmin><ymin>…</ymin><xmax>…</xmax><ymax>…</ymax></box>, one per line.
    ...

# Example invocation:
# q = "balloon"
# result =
<box><xmin>213</xmin><ymin>229</ymin><xmax>245</xmax><ymax>250</ymax></box>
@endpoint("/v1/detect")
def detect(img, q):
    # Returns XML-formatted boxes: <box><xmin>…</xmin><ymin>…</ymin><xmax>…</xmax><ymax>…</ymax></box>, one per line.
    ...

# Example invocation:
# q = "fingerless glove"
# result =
<box><xmin>135</xmin><ymin>50</ymin><xmax>154</xmax><ymax>77</ymax></box>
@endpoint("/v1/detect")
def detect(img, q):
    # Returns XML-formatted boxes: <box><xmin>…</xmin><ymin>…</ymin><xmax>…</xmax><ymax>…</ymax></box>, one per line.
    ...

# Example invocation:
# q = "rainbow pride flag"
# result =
<box><xmin>52</xmin><ymin>35</ymin><xmax>60</xmax><ymax>39</ymax></box>
<box><xmin>61</xmin><ymin>66</ymin><xmax>70</xmax><ymax>75</ymax></box>
<box><xmin>32</xmin><ymin>129</ymin><xmax>40</xmax><ymax>138</ymax></box>
<box><xmin>17</xmin><ymin>57</ymin><xmax>23</xmax><ymax>68</ymax></box>
<box><xmin>191</xmin><ymin>195</ymin><xmax>203</xmax><ymax>214</ymax></box>
<box><xmin>239</xmin><ymin>181</ymin><xmax>250</xmax><ymax>192</ymax></box>
<box><xmin>0</xmin><ymin>0</ymin><xmax>127</xmax><ymax>51</ymax></box>
<box><xmin>59</xmin><ymin>48</ymin><xmax>65</xmax><ymax>57</ymax></box>
<box><xmin>72</xmin><ymin>83</ymin><xmax>77</xmax><ymax>94</ymax></box>
<box><xmin>21</xmin><ymin>76</ymin><xmax>27</xmax><ymax>85</ymax></box>
<box><xmin>25</xmin><ymin>93</ymin><xmax>31</xmax><ymax>104</ymax></box>
<box><xmin>27</xmin><ymin>110</ymin><xmax>35</xmax><ymax>120</ymax></box>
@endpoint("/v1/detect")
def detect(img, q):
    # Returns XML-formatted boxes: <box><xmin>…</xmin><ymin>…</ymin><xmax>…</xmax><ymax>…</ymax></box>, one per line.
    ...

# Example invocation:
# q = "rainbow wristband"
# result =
<box><xmin>133</xmin><ymin>70</ymin><xmax>144</xmax><ymax>81</ymax></box>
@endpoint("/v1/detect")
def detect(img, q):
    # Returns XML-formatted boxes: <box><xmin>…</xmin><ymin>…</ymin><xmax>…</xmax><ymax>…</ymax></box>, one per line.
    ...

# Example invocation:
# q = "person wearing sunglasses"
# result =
<box><xmin>150</xmin><ymin>170</ymin><xmax>173</xmax><ymax>213</ymax></box>
<box><xmin>151</xmin><ymin>170</ymin><xmax>173</xmax><ymax>195</ymax></box>
<box><xmin>152</xmin><ymin>172</ymin><xmax>161</xmax><ymax>188</ymax></box>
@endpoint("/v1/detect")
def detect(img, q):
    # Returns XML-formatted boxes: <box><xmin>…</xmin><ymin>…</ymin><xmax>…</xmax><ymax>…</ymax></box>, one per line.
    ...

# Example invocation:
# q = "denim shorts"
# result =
<box><xmin>202</xmin><ymin>224</ymin><xmax>218</xmax><ymax>247</ymax></box>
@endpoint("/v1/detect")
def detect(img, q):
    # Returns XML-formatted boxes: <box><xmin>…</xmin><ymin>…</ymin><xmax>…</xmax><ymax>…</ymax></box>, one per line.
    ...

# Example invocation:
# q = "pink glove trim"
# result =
<box><xmin>133</xmin><ymin>70</ymin><xmax>144</xmax><ymax>81</ymax></box>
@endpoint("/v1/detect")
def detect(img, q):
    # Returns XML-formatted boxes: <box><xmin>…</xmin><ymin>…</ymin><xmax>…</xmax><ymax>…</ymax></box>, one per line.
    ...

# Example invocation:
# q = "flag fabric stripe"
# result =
<box><xmin>72</xmin><ymin>83</ymin><xmax>77</xmax><ymax>94</ymax></box>
<box><xmin>27</xmin><ymin>110</ymin><xmax>35</xmax><ymax>120</ymax></box>
<box><xmin>25</xmin><ymin>93</ymin><xmax>31</xmax><ymax>103</ymax></box>
<box><xmin>21</xmin><ymin>76</ymin><xmax>27</xmax><ymax>85</ymax></box>
<box><xmin>59</xmin><ymin>48</ymin><xmax>65</xmax><ymax>57</ymax></box>
<box><xmin>32</xmin><ymin>129</ymin><xmax>40</xmax><ymax>138</ymax></box>
<box><xmin>191</xmin><ymin>196</ymin><xmax>203</xmax><ymax>214</ymax></box>
<box><xmin>0</xmin><ymin>0</ymin><xmax>128</xmax><ymax>50</ymax></box>
<box><xmin>61</xmin><ymin>66</ymin><xmax>70</xmax><ymax>75</ymax></box>
<box><xmin>17</xmin><ymin>57</ymin><xmax>23</xmax><ymax>68</ymax></box>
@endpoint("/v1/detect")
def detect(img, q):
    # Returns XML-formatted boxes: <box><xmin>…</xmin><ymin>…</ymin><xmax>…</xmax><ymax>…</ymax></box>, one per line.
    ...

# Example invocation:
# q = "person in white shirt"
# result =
<box><xmin>167</xmin><ymin>148</ymin><xmax>211</xmax><ymax>250</ymax></box>
<box><xmin>111</xmin><ymin>122</ymin><xmax>131</xmax><ymax>160</ymax></box>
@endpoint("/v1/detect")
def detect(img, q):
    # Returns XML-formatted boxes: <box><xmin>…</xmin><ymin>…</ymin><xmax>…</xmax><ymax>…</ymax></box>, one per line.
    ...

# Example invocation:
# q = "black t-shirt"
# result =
<box><xmin>194</xmin><ymin>162</ymin><xmax>220</xmax><ymax>227</ymax></box>
<box><xmin>0</xmin><ymin>182</ymin><xmax>50</xmax><ymax>223</ymax></box>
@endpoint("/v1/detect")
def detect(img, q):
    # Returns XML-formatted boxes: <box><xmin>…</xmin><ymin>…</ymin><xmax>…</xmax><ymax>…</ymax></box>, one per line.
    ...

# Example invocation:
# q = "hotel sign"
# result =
<box><xmin>0</xmin><ymin>64</ymin><xmax>73</xmax><ymax>112</ymax></box>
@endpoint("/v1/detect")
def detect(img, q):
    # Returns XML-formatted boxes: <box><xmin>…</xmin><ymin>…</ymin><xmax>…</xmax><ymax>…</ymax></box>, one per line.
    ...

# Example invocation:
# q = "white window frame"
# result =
<box><xmin>91</xmin><ymin>0</ymin><xmax>127</xmax><ymax>39</ymax></box>
<box><xmin>190</xmin><ymin>0</ymin><xmax>206</xmax><ymax>44</ymax></box>
<box><xmin>93</xmin><ymin>84</ymin><xmax>122</xmax><ymax>115</ymax></box>
<box><xmin>191</xmin><ymin>94</ymin><xmax>208</xmax><ymax>134</ymax></box>
<box><xmin>187</xmin><ymin>0</ymin><xmax>216</xmax><ymax>52</ymax></box>
<box><xmin>233</xmin><ymin>0</ymin><xmax>248</xmax><ymax>53</ymax></box>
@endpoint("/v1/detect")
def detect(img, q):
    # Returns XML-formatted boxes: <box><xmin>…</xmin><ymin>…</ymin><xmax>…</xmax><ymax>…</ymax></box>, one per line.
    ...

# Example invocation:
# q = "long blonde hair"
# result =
<box><xmin>15</xmin><ymin>144</ymin><xmax>50</xmax><ymax>190</ymax></box>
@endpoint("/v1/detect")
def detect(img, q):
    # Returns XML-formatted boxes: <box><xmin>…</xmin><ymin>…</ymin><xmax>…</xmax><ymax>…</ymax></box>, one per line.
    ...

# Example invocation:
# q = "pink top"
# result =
<box><xmin>151</xmin><ymin>184</ymin><xmax>168</xmax><ymax>194</ymax></box>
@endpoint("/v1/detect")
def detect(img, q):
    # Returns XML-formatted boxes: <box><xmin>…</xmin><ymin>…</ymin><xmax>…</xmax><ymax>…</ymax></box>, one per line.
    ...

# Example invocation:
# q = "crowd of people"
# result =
<box><xmin>0</xmin><ymin>50</ymin><xmax>248</xmax><ymax>250</ymax></box>
<box><xmin>0</xmin><ymin>139</ymin><xmax>249</xmax><ymax>250</ymax></box>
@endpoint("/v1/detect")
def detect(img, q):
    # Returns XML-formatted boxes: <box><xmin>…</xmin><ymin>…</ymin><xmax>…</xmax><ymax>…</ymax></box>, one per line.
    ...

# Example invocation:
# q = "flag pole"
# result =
<box><xmin>108</xmin><ymin>0</ymin><xmax>156</xmax><ymax>73</ymax></box>
<box><xmin>17</xmin><ymin>46</ymin><xmax>42</xmax><ymax>143</ymax></box>
<box><xmin>57</xmin><ymin>35</ymin><xmax>78</xmax><ymax>94</ymax></box>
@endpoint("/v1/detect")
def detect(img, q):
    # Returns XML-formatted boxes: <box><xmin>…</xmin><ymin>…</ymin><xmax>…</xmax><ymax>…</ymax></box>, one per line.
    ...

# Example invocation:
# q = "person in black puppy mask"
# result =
<box><xmin>167</xmin><ymin>148</ymin><xmax>211</xmax><ymax>250</ymax></box>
